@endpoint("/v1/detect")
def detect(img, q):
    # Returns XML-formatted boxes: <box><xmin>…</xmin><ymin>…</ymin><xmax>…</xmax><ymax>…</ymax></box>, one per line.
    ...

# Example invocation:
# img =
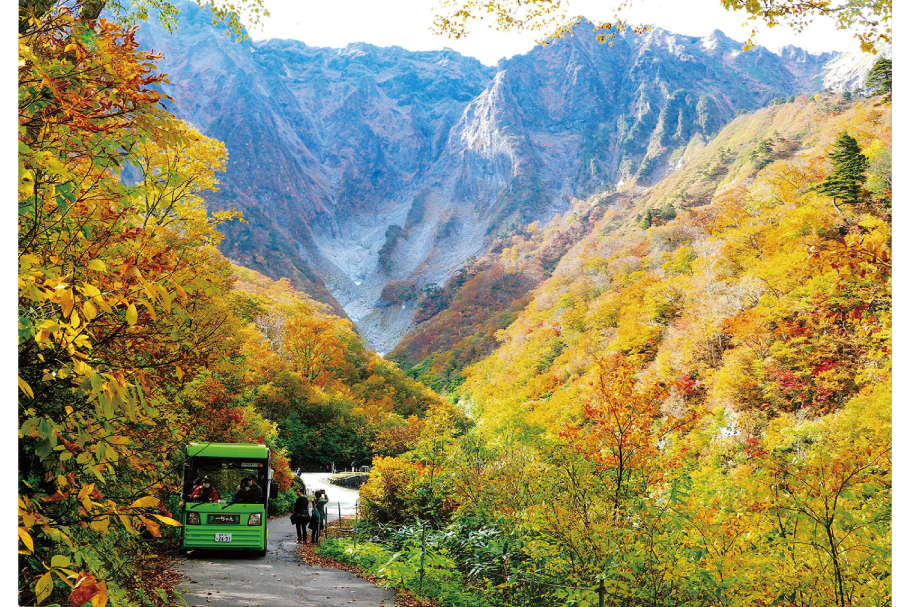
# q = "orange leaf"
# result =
<box><xmin>69</xmin><ymin>574</ymin><xmax>102</xmax><ymax>607</ymax></box>
<box><xmin>139</xmin><ymin>515</ymin><xmax>161</xmax><ymax>538</ymax></box>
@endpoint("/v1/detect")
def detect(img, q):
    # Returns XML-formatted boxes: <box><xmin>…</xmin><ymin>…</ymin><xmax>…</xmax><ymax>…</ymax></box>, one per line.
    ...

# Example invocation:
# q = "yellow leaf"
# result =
<box><xmin>175</xmin><ymin>366</ymin><xmax>184</xmax><ymax>380</ymax></box>
<box><xmin>90</xmin><ymin>515</ymin><xmax>110</xmax><ymax>534</ymax></box>
<box><xmin>129</xmin><ymin>495</ymin><xmax>159</xmax><ymax>508</ymax></box>
<box><xmin>117</xmin><ymin>514</ymin><xmax>136</xmax><ymax>533</ymax></box>
<box><xmin>125</xmin><ymin>304</ymin><xmax>137</xmax><ymax>326</ymax></box>
<box><xmin>140</xmin><ymin>298</ymin><xmax>156</xmax><ymax>321</ymax></box>
<box><xmin>87</xmin><ymin>259</ymin><xmax>106</xmax><ymax>272</ymax></box>
<box><xmin>152</xmin><ymin>514</ymin><xmax>181</xmax><ymax>526</ymax></box>
<box><xmin>35</xmin><ymin>571</ymin><xmax>53</xmax><ymax>604</ymax></box>
<box><xmin>51</xmin><ymin>554</ymin><xmax>71</xmax><ymax>568</ymax></box>
<box><xmin>80</xmin><ymin>284</ymin><xmax>101</xmax><ymax>298</ymax></box>
<box><xmin>18</xmin><ymin>377</ymin><xmax>34</xmax><ymax>399</ymax></box>
<box><xmin>158</xmin><ymin>285</ymin><xmax>172</xmax><ymax>314</ymax></box>
<box><xmin>54</xmin><ymin>569</ymin><xmax>76</xmax><ymax>588</ymax></box>
<box><xmin>60</xmin><ymin>288</ymin><xmax>74</xmax><ymax>317</ymax></box>
<box><xmin>78</xmin><ymin>483</ymin><xmax>95</xmax><ymax>500</ymax></box>
<box><xmin>18</xmin><ymin>527</ymin><xmax>34</xmax><ymax>552</ymax></box>
<box><xmin>83</xmin><ymin>300</ymin><xmax>98</xmax><ymax>321</ymax></box>
<box><xmin>91</xmin><ymin>580</ymin><xmax>109</xmax><ymax>607</ymax></box>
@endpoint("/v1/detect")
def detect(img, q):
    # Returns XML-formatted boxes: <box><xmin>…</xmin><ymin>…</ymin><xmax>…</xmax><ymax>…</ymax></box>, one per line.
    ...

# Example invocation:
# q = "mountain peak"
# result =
<box><xmin>136</xmin><ymin>13</ymin><xmax>844</xmax><ymax>351</ymax></box>
<box><xmin>699</xmin><ymin>28</ymin><xmax>739</xmax><ymax>52</ymax></box>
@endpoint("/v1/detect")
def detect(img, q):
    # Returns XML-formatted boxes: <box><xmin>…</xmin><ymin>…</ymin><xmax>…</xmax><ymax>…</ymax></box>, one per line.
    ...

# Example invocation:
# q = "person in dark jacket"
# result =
<box><xmin>293</xmin><ymin>489</ymin><xmax>309</xmax><ymax>544</ymax></box>
<box><xmin>310</xmin><ymin>489</ymin><xmax>329</xmax><ymax>544</ymax></box>
<box><xmin>246</xmin><ymin>479</ymin><xmax>263</xmax><ymax>503</ymax></box>
<box><xmin>231</xmin><ymin>478</ymin><xmax>251</xmax><ymax>503</ymax></box>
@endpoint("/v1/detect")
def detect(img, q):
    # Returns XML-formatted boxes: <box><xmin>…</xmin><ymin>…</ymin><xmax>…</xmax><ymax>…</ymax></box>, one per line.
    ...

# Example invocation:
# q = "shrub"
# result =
<box><xmin>359</xmin><ymin>456</ymin><xmax>458</xmax><ymax>525</ymax></box>
<box><xmin>359</xmin><ymin>456</ymin><xmax>422</xmax><ymax>524</ymax></box>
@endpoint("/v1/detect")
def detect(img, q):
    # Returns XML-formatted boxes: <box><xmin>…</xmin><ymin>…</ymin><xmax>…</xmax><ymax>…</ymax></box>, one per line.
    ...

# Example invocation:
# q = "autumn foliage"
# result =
<box><xmin>359</xmin><ymin>95</ymin><xmax>891</xmax><ymax>606</ymax></box>
<box><xmin>16</xmin><ymin>4</ymin><xmax>438</xmax><ymax>604</ymax></box>
<box><xmin>17</xmin><ymin>7</ymin><xmax>228</xmax><ymax>605</ymax></box>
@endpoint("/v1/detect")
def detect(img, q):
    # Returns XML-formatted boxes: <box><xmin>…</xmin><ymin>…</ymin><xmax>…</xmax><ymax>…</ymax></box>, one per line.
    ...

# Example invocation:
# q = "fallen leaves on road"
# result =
<box><xmin>123</xmin><ymin>541</ymin><xmax>184</xmax><ymax>606</ymax></box>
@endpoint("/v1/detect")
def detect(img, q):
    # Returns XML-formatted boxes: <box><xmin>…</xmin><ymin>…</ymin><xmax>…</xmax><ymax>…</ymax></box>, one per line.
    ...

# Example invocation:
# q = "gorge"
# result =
<box><xmin>136</xmin><ymin>2</ymin><xmax>883</xmax><ymax>352</ymax></box>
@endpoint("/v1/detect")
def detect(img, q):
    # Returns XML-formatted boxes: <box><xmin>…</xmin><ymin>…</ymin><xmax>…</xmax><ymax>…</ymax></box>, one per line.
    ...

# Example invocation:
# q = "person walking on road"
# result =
<box><xmin>293</xmin><ymin>488</ymin><xmax>310</xmax><ymax>544</ymax></box>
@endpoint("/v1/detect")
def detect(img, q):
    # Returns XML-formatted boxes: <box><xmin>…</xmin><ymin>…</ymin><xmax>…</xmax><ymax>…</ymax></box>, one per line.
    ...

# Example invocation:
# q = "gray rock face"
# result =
<box><xmin>137</xmin><ymin>4</ymin><xmax>850</xmax><ymax>352</ymax></box>
<box><xmin>819</xmin><ymin>42</ymin><xmax>891</xmax><ymax>92</ymax></box>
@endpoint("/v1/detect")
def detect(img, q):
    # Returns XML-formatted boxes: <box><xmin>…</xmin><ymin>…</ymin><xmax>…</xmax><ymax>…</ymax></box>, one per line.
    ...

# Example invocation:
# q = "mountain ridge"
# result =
<box><xmin>136</xmin><ymin>3</ymin><xmax>876</xmax><ymax>352</ymax></box>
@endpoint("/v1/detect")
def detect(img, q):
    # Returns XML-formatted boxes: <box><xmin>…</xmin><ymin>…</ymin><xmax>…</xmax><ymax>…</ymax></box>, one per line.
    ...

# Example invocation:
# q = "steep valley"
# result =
<box><xmin>136</xmin><ymin>2</ymin><xmax>886</xmax><ymax>352</ymax></box>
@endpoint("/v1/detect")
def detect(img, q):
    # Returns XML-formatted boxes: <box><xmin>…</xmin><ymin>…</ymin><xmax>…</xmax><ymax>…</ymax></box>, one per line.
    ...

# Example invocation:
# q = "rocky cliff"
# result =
<box><xmin>137</xmin><ymin>4</ymin><xmax>867</xmax><ymax>352</ymax></box>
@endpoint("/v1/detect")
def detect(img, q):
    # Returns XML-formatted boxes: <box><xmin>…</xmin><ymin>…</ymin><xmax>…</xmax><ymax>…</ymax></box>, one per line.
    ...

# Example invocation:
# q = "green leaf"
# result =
<box><xmin>51</xmin><ymin>554</ymin><xmax>71</xmax><ymax>568</ymax></box>
<box><xmin>35</xmin><ymin>571</ymin><xmax>53</xmax><ymax>604</ymax></box>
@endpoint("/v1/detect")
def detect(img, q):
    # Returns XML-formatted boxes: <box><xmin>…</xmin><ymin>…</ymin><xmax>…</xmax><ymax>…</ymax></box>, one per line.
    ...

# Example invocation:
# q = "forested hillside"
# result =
<box><xmin>394</xmin><ymin>94</ymin><xmax>891</xmax><ymax>406</ymax></box>
<box><xmin>464</xmin><ymin>95</ymin><xmax>891</xmax><ymax>429</ymax></box>
<box><xmin>337</xmin><ymin>94</ymin><xmax>892</xmax><ymax>606</ymax></box>
<box><xmin>229</xmin><ymin>266</ymin><xmax>442</xmax><ymax>467</ymax></box>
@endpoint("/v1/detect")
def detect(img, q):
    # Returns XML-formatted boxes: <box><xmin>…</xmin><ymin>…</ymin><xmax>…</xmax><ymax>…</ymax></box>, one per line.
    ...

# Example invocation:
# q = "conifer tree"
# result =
<box><xmin>819</xmin><ymin>132</ymin><xmax>869</xmax><ymax>209</ymax></box>
<box><xmin>639</xmin><ymin>209</ymin><xmax>653</xmax><ymax>230</ymax></box>
<box><xmin>865</xmin><ymin>57</ymin><xmax>892</xmax><ymax>95</ymax></box>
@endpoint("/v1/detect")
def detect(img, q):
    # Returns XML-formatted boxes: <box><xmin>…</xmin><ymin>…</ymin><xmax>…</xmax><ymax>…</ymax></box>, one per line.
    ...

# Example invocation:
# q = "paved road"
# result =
<box><xmin>177</xmin><ymin>480</ymin><xmax>389</xmax><ymax>607</ymax></box>
<box><xmin>298</xmin><ymin>472</ymin><xmax>360</xmax><ymax>522</ymax></box>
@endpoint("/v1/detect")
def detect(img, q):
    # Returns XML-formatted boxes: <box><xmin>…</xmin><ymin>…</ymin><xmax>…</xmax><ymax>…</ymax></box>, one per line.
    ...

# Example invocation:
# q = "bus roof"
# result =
<box><xmin>186</xmin><ymin>443</ymin><xmax>269</xmax><ymax>459</ymax></box>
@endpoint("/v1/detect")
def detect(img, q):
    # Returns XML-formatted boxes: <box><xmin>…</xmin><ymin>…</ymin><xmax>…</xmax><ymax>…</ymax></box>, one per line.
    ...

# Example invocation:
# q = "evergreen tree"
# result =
<box><xmin>819</xmin><ymin>132</ymin><xmax>869</xmax><ymax>207</ymax></box>
<box><xmin>639</xmin><ymin>209</ymin><xmax>654</xmax><ymax>230</ymax></box>
<box><xmin>865</xmin><ymin>57</ymin><xmax>892</xmax><ymax>95</ymax></box>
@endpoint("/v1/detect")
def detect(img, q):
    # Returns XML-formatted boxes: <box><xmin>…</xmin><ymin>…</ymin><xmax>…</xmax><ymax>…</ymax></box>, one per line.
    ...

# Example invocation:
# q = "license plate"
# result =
<box><xmin>214</xmin><ymin>533</ymin><xmax>232</xmax><ymax>542</ymax></box>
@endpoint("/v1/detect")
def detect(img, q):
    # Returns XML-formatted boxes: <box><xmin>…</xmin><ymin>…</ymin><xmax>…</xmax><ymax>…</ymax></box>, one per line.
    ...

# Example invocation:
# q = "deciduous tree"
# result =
<box><xmin>433</xmin><ymin>0</ymin><xmax>891</xmax><ymax>52</ymax></box>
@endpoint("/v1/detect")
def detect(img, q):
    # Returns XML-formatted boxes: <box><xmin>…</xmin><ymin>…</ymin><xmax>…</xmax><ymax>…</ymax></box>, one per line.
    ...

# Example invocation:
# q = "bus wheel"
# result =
<box><xmin>255</xmin><ymin>549</ymin><xmax>267</xmax><ymax>557</ymax></box>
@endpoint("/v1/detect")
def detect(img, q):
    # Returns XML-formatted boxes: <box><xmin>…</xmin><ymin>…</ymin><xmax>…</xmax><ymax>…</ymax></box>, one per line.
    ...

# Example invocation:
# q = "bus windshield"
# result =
<box><xmin>185</xmin><ymin>457</ymin><xmax>268</xmax><ymax>505</ymax></box>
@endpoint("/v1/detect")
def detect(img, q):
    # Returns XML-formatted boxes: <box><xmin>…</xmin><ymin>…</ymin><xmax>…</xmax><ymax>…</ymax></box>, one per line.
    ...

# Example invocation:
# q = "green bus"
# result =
<box><xmin>181</xmin><ymin>443</ymin><xmax>278</xmax><ymax>556</ymax></box>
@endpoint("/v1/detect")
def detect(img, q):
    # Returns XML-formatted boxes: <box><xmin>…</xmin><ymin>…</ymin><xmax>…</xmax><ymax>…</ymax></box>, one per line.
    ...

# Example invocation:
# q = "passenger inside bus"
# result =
<box><xmin>189</xmin><ymin>476</ymin><xmax>220</xmax><ymax>503</ymax></box>
<box><xmin>231</xmin><ymin>478</ymin><xmax>251</xmax><ymax>503</ymax></box>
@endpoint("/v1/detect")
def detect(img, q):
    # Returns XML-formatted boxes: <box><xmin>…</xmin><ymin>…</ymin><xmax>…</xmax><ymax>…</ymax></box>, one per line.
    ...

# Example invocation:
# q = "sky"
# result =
<box><xmin>246</xmin><ymin>0</ymin><xmax>861</xmax><ymax>65</ymax></box>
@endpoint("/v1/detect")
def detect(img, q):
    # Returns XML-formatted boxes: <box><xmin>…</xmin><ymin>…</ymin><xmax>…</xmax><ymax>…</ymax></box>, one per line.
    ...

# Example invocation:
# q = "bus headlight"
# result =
<box><xmin>248</xmin><ymin>513</ymin><xmax>262</xmax><ymax>526</ymax></box>
<box><xmin>187</xmin><ymin>512</ymin><xmax>200</xmax><ymax>525</ymax></box>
